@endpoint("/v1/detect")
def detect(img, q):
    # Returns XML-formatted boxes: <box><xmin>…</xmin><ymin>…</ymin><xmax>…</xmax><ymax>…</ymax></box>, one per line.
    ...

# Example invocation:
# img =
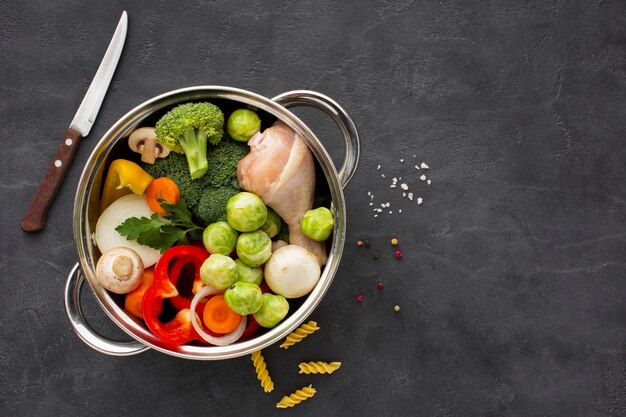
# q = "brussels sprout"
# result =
<box><xmin>224</xmin><ymin>281</ymin><xmax>263</xmax><ymax>315</ymax></box>
<box><xmin>260</xmin><ymin>208</ymin><xmax>282</xmax><ymax>238</ymax></box>
<box><xmin>234</xmin><ymin>258</ymin><xmax>263</xmax><ymax>285</ymax></box>
<box><xmin>202</xmin><ymin>221</ymin><xmax>238</xmax><ymax>255</ymax></box>
<box><xmin>253</xmin><ymin>293</ymin><xmax>289</xmax><ymax>328</ymax></box>
<box><xmin>236</xmin><ymin>230</ymin><xmax>272</xmax><ymax>267</ymax></box>
<box><xmin>227</xmin><ymin>109</ymin><xmax>261</xmax><ymax>142</ymax></box>
<box><xmin>300</xmin><ymin>207</ymin><xmax>334</xmax><ymax>241</ymax></box>
<box><xmin>226</xmin><ymin>192</ymin><xmax>268</xmax><ymax>232</ymax></box>
<box><xmin>200</xmin><ymin>254</ymin><xmax>238</xmax><ymax>290</ymax></box>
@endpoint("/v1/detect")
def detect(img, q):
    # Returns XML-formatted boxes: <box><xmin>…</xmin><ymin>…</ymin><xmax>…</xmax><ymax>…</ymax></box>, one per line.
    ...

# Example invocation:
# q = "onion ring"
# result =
<box><xmin>190</xmin><ymin>285</ymin><xmax>247</xmax><ymax>346</ymax></box>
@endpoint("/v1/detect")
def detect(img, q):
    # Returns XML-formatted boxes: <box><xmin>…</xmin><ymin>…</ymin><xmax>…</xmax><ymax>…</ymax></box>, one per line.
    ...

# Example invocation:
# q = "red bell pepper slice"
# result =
<box><xmin>167</xmin><ymin>253</ymin><xmax>208</xmax><ymax>313</ymax></box>
<box><xmin>141</xmin><ymin>245</ymin><xmax>210</xmax><ymax>345</ymax></box>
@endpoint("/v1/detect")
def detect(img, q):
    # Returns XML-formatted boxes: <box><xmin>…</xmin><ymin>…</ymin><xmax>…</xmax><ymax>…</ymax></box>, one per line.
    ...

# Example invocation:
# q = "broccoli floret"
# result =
<box><xmin>141</xmin><ymin>136</ymin><xmax>250</xmax><ymax>226</ymax></box>
<box><xmin>142</xmin><ymin>153</ymin><xmax>206</xmax><ymax>210</ymax></box>
<box><xmin>204</xmin><ymin>135</ymin><xmax>250</xmax><ymax>187</ymax></box>
<box><xmin>155</xmin><ymin>102</ymin><xmax>224</xmax><ymax>179</ymax></box>
<box><xmin>195</xmin><ymin>186</ymin><xmax>240</xmax><ymax>225</ymax></box>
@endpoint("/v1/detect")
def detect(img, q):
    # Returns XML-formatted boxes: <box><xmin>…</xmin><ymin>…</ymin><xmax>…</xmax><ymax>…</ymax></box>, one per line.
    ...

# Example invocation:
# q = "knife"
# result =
<box><xmin>20</xmin><ymin>11</ymin><xmax>128</xmax><ymax>233</ymax></box>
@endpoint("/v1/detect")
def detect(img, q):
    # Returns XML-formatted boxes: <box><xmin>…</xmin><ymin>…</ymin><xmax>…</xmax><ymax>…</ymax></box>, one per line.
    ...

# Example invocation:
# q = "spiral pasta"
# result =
<box><xmin>251</xmin><ymin>350</ymin><xmax>274</xmax><ymax>393</ymax></box>
<box><xmin>276</xmin><ymin>384</ymin><xmax>317</xmax><ymax>408</ymax></box>
<box><xmin>298</xmin><ymin>361</ymin><xmax>342</xmax><ymax>375</ymax></box>
<box><xmin>279</xmin><ymin>321</ymin><xmax>320</xmax><ymax>349</ymax></box>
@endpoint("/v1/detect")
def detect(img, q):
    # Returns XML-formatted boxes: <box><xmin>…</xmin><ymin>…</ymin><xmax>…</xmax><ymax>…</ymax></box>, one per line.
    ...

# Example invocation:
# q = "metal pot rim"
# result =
<box><xmin>72</xmin><ymin>86</ymin><xmax>353</xmax><ymax>360</ymax></box>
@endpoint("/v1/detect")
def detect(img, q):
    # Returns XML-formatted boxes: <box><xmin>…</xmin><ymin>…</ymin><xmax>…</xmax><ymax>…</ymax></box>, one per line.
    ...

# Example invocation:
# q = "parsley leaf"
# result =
<box><xmin>115</xmin><ymin>198</ymin><xmax>204</xmax><ymax>253</ymax></box>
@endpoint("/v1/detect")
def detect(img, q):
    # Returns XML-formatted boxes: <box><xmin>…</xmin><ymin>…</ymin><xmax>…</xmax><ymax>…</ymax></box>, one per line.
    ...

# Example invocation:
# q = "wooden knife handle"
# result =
<box><xmin>20</xmin><ymin>128</ymin><xmax>83</xmax><ymax>232</ymax></box>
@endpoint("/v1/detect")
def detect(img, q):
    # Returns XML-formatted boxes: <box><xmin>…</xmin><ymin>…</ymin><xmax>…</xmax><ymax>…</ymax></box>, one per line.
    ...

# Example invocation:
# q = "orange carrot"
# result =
<box><xmin>125</xmin><ymin>269</ymin><xmax>155</xmax><ymax>318</ymax></box>
<box><xmin>145</xmin><ymin>177</ymin><xmax>180</xmax><ymax>214</ymax></box>
<box><xmin>202</xmin><ymin>294</ymin><xmax>242</xmax><ymax>334</ymax></box>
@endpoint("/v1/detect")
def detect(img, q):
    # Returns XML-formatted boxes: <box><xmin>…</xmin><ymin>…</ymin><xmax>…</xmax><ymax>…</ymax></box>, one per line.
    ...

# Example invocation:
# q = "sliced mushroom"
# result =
<box><xmin>96</xmin><ymin>247</ymin><xmax>145</xmax><ymax>294</ymax></box>
<box><xmin>128</xmin><ymin>127</ymin><xmax>171</xmax><ymax>164</ymax></box>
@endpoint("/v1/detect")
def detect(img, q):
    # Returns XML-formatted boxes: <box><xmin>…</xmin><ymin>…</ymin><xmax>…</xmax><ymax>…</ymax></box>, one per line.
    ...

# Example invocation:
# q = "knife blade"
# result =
<box><xmin>20</xmin><ymin>11</ymin><xmax>128</xmax><ymax>233</ymax></box>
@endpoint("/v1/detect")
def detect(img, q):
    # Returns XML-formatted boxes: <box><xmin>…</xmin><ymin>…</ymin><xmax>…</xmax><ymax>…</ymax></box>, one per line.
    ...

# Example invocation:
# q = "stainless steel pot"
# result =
<box><xmin>64</xmin><ymin>86</ymin><xmax>360</xmax><ymax>360</ymax></box>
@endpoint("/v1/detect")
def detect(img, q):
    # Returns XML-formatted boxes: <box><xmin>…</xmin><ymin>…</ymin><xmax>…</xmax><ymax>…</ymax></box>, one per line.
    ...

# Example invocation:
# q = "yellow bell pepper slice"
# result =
<box><xmin>99</xmin><ymin>159</ymin><xmax>154</xmax><ymax>214</ymax></box>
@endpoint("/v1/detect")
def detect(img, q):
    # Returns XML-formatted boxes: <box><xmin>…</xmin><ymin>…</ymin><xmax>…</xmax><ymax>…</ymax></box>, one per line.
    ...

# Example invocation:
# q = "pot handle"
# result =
<box><xmin>64</xmin><ymin>263</ymin><xmax>150</xmax><ymax>356</ymax></box>
<box><xmin>272</xmin><ymin>90</ymin><xmax>360</xmax><ymax>189</ymax></box>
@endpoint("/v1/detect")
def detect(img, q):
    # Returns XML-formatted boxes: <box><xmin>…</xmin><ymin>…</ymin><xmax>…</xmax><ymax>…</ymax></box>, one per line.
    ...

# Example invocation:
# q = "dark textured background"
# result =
<box><xmin>1</xmin><ymin>1</ymin><xmax>625</xmax><ymax>416</ymax></box>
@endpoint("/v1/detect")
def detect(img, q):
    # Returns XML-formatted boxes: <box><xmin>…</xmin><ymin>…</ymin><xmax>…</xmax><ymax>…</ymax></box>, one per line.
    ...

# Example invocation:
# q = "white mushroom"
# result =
<box><xmin>128</xmin><ymin>127</ymin><xmax>170</xmax><ymax>164</ymax></box>
<box><xmin>96</xmin><ymin>247</ymin><xmax>145</xmax><ymax>294</ymax></box>
<box><xmin>264</xmin><ymin>245</ymin><xmax>320</xmax><ymax>298</ymax></box>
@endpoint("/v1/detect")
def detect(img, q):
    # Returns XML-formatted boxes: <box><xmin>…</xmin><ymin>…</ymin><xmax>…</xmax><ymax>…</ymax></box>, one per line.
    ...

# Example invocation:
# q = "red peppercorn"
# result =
<box><xmin>377</xmin><ymin>281</ymin><xmax>384</xmax><ymax>289</ymax></box>
<box><xmin>395</xmin><ymin>250</ymin><xmax>403</xmax><ymax>259</ymax></box>
<box><xmin>356</xmin><ymin>295</ymin><xmax>364</xmax><ymax>302</ymax></box>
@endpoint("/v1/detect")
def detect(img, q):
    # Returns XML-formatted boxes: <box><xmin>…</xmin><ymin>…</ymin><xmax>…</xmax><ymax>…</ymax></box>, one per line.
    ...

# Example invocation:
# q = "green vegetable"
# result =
<box><xmin>115</xmin><ymin>198</ymin><xmax>203</xmax><ymax>253</ymax></box>
<box><xmin>224</xmin><ymin>281</ymin><xmax>263</xmax><ymax>315</ymax></box>
<box><xmin>200</xmin><ymin>254</ymin><xmax>238</xmax><ymax>289</ymax></box>
<box><xmin>236</xmin><ymin>230</ymin><xmax>272</xmax><ymax>267</ymax></box>
<box><xmin>234</xmin><ymin>259</ymin><xmax>263</xmax><ymax>285</ymax></box>
<box><xmin>155</xmin><ymin>102</ymin><xmax>224</xmax><ymax>179</ymax></box>
<box><xmin>227</xmin><ymin>109</ymin><xmax>261</xmax><ymax>142</ymax></box>
<box><xmin>141</xmin><ymin>139</ymin><xmax>249</xmax><ymax>226</ymax></box>
<box><xmin>195</xmin><ymin>186</ymin><xmax>240</xmax><ymax>226</ymax></box>
<box><xmin>202</xmin><ymin>221</ymin><xmax>238</xmax><ymax>255</ymax></box>
<box><xmin>253</xmin><ymin>293</ymin><xmax>289</xmax><ymax>328</ymax></box>
<box><xmin>260</xmin><ymin>208</ymin><xmax>282</xmax><ymax>238</ymax></box>
<box><xmin>202</xmin><ymin>136</ymin><xmax>250</xmax><ymax>188</ymax></box>
<box><xmin>226</xmin><ymin>192</ymin><xmax>268</xmax><ymax>232</ymax></box>
<box><xmin>300</xmin><ymin>206</ymin><xmax>334</xmax><ymax>241</ymax></box>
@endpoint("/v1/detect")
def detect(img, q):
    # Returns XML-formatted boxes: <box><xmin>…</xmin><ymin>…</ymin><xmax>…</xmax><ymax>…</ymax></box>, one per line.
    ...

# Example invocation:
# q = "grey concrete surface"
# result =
<box><xmin>1</xmin><ymin>1</ymin><xmax>625</xmax><ymax>416</ymax></box>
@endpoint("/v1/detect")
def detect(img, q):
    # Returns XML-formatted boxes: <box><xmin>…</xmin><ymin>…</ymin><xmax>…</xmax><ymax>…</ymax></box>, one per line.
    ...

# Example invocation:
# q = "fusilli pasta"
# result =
<box><xmin>276</xmin><ymin>384</ymin><xmax>317</xmax><ymax>408</ymax></box>
<box><xmin>251</xmin><ymin>350</ymin><xmax>274</xmax><ymax>392</ymax></box>
<box><xmin>298</xmin><ymin>361</ymin><xmax>342</xmax><ymax>375</ymax></box>
<box><xmin>279</xmin><ymin>321</ymin><xmax>320</xmax><ymax>349</ymax></box>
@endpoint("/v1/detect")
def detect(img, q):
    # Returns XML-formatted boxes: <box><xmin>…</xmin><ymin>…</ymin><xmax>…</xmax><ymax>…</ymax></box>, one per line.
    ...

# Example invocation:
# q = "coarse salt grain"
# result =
<box><xmin>408</xmin><ymin>192</ymin><xmax>413</xmax><ymax>200</ymax></box>
<box><xmin>415</xmin><ymin>165</ymin><xmax>420</xmax><ymax>170</ymax></box>
<box><xmin>400</xmin><ymin>183</ymin><xmax>408</xmax><ymax>190</ymax></box>
<box><xmin>427</xmin><ymin>180</ymin><xmax>431</xmax><ymax>185</ymax></box>
<box><xmin>400</xmin><ymin>159</ymin><xmax>404</xmax><ymax>162</ymax></box>
<box><xmin>417</xmin><ymin>197</ymin><xmax>423</xmax><ymax>205</ymax></box>
<box><xmin>420</xmin><ymin>174</ymin><xmax>426</xmax><ymax>181</ymax></box>
<box><xmin>381</xmin><ymin>174</ymin><xmax>386</xmax><ymax>178</ymax></box>
<box><xmin>390</xmin><ymin>184</ymin><xmax>396</xmax><ymax>188</ymax></box>
<box><xmin>399</xmin><ymin>209</ymin><xmax>402</xmax><ymax>213</ymax></box>
<box><xmin>402</xmin><ymin>192</ymin><xmax>406</xmax><ymax>197</ymax></box>
<box><xmin>421</xmin><ymin>162</ymin><xmax>429</xmax><ymax>169</ymax></box>
<box><xmin>377</xmin><ymin>165</ymin><xmax>381</xmax><ymax>170</ymax></box>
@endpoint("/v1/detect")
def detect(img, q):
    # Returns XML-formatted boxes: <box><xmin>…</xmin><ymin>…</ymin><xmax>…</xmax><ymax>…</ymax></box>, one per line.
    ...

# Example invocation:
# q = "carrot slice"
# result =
<box><xmin>125</xmin><ymin>269</ymin><xmax>155</xmax><ymax>318</ymax></box>
<box><xmin>202</xmin><ymin>294</ymin><xmax>242</xmax><ymax>334</ymax></box>
<box><xmin>145</xmin><ymin>177</ymin><xmax>180</xmax><ymax>214</ymax></box>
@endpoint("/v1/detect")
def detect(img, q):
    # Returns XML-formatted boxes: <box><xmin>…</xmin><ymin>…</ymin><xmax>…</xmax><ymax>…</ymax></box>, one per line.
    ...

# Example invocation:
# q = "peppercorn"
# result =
<box><xmin>356</xmin><ymin>295</ymin><xmax>364</xmax><ymax>303</ymax></box>
<box><xmin>357</xmin><ymin>240</ymin><xmax>363</xmax><ymax>247</ymax></box>
<box><xmin>391</xmin><ymin>238</ymin><xmax>399</xmax><ymax>246</ymax></box>
<box><xmin>363</xmin><ymin>239</ymin><xmax>371</xmax><ymax>248</ymax></box>
<box><xmin>377</xmin><ymin>281</ymin><xmax>384</xmax><ymax>289</ymax></box>
<box><xmin>372</xmin><ymin>251</ymin><xmax>380</xmax><ymax>259</ymax></box>
<box><xmin>394</xmin><ymin>250</ymin><xmax>403</xmax><ymax>259</ymax></box>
